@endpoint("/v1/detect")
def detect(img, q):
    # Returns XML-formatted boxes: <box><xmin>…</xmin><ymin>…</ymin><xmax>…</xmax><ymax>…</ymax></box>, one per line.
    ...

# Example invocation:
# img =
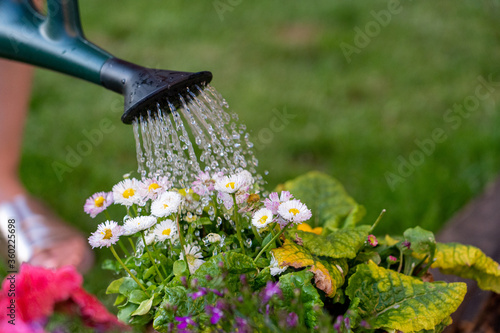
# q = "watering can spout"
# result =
<box><xmin>0</xmin><ymin>0</ymin><xmax>212</xmax><ymax>124</ymax></box>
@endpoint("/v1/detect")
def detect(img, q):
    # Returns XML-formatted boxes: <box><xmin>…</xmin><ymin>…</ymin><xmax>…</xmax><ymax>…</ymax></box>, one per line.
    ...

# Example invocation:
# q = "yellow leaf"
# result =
<box><xmin>272</xmin><ymin>240</ymin><xmax>346</xmax><ymax>297</ymax></box>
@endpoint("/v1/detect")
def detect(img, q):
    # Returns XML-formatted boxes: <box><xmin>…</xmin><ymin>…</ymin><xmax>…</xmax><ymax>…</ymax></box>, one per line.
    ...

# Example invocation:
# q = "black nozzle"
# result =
<box><xmin>100</xmin><ymin>58</ymin><xmax>213</xmax><ymax>124</ymax></box>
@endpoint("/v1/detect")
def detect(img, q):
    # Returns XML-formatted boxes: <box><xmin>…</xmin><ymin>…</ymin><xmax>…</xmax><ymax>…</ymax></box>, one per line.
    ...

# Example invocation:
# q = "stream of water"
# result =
<box><xmin>133</xmin><ymin>85</ymin><xmax>260</xmax><ymax>188</ymax></box>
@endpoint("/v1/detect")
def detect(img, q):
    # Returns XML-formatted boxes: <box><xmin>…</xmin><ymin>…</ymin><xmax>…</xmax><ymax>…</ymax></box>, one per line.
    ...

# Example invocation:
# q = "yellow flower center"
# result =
<box><xmin>259</xmin><ymin>216</ymin><xmax>268</xmax><ymax>224</ymax></box>
<box><xmin>102</xmin><ymin>228</ymin><xmax>113</xmax><ymax>240</ymax></box>
<box><xmin>148</xmin><ymin>183</ymin><xmax>160</xmax><ymax>192</ymax></box>
<box><xmin>94</xmin><ymin>196</ymin><xmax>105</xmax><ymax>207</ymax></box>
<box><xmin>162</xmin><ymin>228</ymin><xmax>171</xmax><ymax>236</ymax></box>
<box><xmin>226</xmin><ymin>182</ymin><xmax>235</xmax><ymax>189</ymax></box>
<box><xmin>289</xmin><ymin>208</ymin><xmax>300</xmax><ymax>216</ymax></box>
<box><xmin>123</xmin><ymin>188</ymin><xmax>135</xmax><ymax>198</ymax></box>
<box><xmin>163</xmin><ymin>204</ymin><xmax>169</xmax><ymax>209</ymax></box>
<box><xmin>186</xmin><ymin>254</ymin><xmax>196</xmax><ymax>266</ymax></box>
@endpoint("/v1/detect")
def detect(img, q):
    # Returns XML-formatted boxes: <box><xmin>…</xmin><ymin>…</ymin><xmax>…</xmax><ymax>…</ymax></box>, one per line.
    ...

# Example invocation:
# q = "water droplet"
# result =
<box><xmin>245</xmin><ymin>238</ymin><xmax>252</xmax><ymax>248</ymax></box>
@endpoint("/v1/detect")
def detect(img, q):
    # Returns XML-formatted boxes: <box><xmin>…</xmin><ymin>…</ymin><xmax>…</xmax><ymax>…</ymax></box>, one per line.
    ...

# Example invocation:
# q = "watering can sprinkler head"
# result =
<box><xmin>0</xmin><ymin>0</ymin><xmax>212</xmax><ymax>124</ymax></box>
<box><xmin>100</xmin><ymin>59</ymin><xmax>212</xmax><ymax>124</ymax></box>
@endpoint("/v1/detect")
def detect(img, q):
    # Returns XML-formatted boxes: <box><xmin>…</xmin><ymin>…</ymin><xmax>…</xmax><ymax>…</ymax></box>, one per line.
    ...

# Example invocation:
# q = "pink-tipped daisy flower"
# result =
<box><xmin>84</xmin><ymin>191</ymin><xmax>113</xmax><ymax>218</ymax></box>
<box><xmin>88</xmin><ymin>221</ymin><xmax>123</xmax><ymax>248</ymax></box>
<box><xmin>277</xmin><ymin>199</ymin><xmax>312</xmax><ymax>224</ymax></box>
<box><xmin>138</xmin><ymin>176</ymin><xmax>171</xmax><ymax>202</ymax></box>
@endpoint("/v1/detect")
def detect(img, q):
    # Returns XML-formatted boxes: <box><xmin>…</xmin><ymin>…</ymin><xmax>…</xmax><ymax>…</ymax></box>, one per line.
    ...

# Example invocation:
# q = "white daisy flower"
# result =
<box><xmin>138</xmin><ymin>177</ymin><xmax>171</xmax><ymax>201</ymax></box>
<box><xmin>251</xmin><ymin>208</ymin><xmax>273</xmax><ymax>229</ymax></box>
<box><xmin>88</xmin><ymin>221</ymin><xmax>123</xmax><ymax>248</ymax></box>
<box><xmin>112</xmin><ymin>178</ymin><xmax>143</xmax><ymax>207</ymax></box>
<box><xmin>151</xmin><ymin>191</ymin><xmax>182</xmax><ymax>217</ymax></box>
<box><xmin>123</xmin><ymin>215</ymin><xmax>157</xmax><ymax>235</ymax></box>
<box><xmin>270</xmin><ymin>253</ymin><xmax>288</xmax><ymax>276</ymax></box>
<box><xmin>277</xmin><ymin>199</ymin><xmax>312</xmax><ymax>224</ymax></box>
<box><xmin>237</xmin><ymin>170</ymin><xmax>254</xmax><ymax>187</ymax></box>
<box><xmin>214</xmin><ymin>173</ymin><xmax>246</xmax><ymax>194</ymax></box>
<box><xmin>153</xmin><ymin>219</ymin><xmax>178</xmax><ymax>242</ymax></box>
<box><xmin>180</xmin><ymin>244</ymin><xmax>205</xmax><ymax>274</ymax></box>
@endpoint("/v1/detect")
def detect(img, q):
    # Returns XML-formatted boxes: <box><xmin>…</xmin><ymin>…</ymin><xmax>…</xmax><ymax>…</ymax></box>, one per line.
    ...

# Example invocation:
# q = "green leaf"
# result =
<box><xmin>143</xmin><ymin>266</ymin><xmax>157</xmax><ymax>280</ymax></box>
<box><xmin>193</xmin><ymin>251</ymin><xmax>257</xmax><ymax>291</ymax></box>
<box><xmin>282</xmin><ymin>171</ymin><xmax>364</xmax><ymax>229</ymax></box>
<box><xmin>288</xmin><ymin>225</ymin><xmax>371</xmax><ymax>259</ymax></box>
<box><xmin>128</xmin><ymin>289</ymin><xmax>148</xmax><ymax>304</ymax></box>
<box><xmin>432</xmin><ymin>242</ymin><xmax>500</xmax><ymax>293</ymax></box>
<box><xmin>342</xmin><ymin>204</ymin><xmax>366</xmax><ymax>229</ymax></box>
<box><xmin>272</xmin><ymin>240</ymin><xmax>347</xmax><ymax>297</ymax></box>
<box><xmin>416</xmin><ymin>316</ymin><xmax>452</xmax><ymax>333</ymax></box>
<box><xmin>113</xmin><ymin>294</ymin><xmax>127</xmax><ymax>306</ymax></box>
<box><xmin>404</xmin><ymin>227</ymin><xmax>436</xmax><ymax>257</ymax></box>
<box><xmin>173</xmin><ymin>260</ymin><xmax>189</xmax><ymax>277</ymax></box>
<box><xmin>198</xmin><ymin>217</ymin><xmax>213</xmax><ymax>225</ymax></box>
<box><xmin>153</xmin><ymin>286</ymin><xmax>204</xmax><ymax>331</ymax></box>
<box><xmin>106</xmin><ymin>277</ymin><xmax>124</xmax><ymax>294</ymax></box>
<box><xmin>131</xmin><ymin>295</ymin><xmax>154</xmax><ymax>316</ymax></box>
<box><xmin>118</xmin><ymin>277</ymin><xmax>140</xmax><ymax>297</ymax></box>
<box><xmin>251</xmin><ymin>267</ymin><xmax>272</xmax><ymax>290</ymax></box>
<box><xmin>101</xmin><ymin>259</ymin><xmax>121</xmax><ymax>272</ymax></box>
<box><xmin>346</xmin><ymin>261</ymin><xmax>466</xmax><ymax>332</ymax></box>
<box><xmin>279</xmin><ymin>270</ymin><xmax>324</xmax><ymax>328</ymax></box>
<box><xmin>117</xmin><ymin>303</ymin><xmax>138</xmax><ymax>324</ymax></box>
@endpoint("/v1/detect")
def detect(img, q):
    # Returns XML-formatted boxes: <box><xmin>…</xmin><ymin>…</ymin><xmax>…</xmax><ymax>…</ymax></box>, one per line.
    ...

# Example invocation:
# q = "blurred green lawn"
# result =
<box><xmin>12</xmin><ymin>0</ymin><xmax>500</xmax><ymax>306</ymax></box>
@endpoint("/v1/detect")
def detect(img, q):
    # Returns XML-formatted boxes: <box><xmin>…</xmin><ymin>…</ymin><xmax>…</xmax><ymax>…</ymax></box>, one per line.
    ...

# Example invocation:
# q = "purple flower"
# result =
<box><xmin>175</xmin><ymin>316</ymin><xmax>196</xmax><ymax>329</ymax></box>
<box><xmin>367</xmin><ymin>234</ymin><xmax>378</xmax><ymax>247</ymax></box>
<box><xmin>287</xmin><ymin>312</ymin><xmax>299</xmax><ymax>327</ymax></box>
<box><xmin>403</xmin><ymin>240</ymin><xmax>411</xmax><ymax>249</ymax></box>
<box><xmin>207</xmin><ymin>301</ymin><xmax>224</xmax><ymax>324</ymax></box>
<box><xmin>334</xmin><ymin>315</ymin><xmax>345</xmax><ymax>332</ymax></box>
<box><xmin>235</xmin><ymin>317</ymin><xmax>251</xmax><ymax>333</ymax></box>
<box><xmin>188</xmin><ymin>288</ymin><xmax>207</xmax><ymax>300</ymax></box>
<box><xmin>262</xmin><ymin>281</ymin><xmax>282</xmax><ymax>303</ymax></box>
<box><xmin>344</xmin><ymin>317</ymin><xmax>351</xmax><ymax>331</ymax></box>
<box><xmin>84</xmin><ymin>191</ymin><xmax>113</xmax><ymax>218</ymax></box>
<box><xmin>210</xmin><ymin>288</ymin><xmax>224</xmax><ymax>297</ymax></box>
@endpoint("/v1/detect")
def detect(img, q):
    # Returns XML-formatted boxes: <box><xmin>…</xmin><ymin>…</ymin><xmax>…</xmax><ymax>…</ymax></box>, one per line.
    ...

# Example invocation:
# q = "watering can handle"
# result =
<box><xmin>44</xmin><ymin>0</ymin><xmax>85</xmax><ymax>39</ymax></box>
<box><xmin>0</xmin><ymin>0</ymin><xmax>113</xmax><ymax>84</ymax></box>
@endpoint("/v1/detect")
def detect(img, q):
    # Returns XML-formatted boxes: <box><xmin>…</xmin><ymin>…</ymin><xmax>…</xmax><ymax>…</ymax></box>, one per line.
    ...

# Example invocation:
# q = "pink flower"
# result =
<box><xmin>139</xmin><ymin>177</ymin><xmax>171</xmax><ymax>201</ymax></box>
<box><xmin>192</xmin><ymin>171</ymin><xmax>223</xmax><ymax>196</ymax></box>
<box><xmin>367</xmin><ymin>234</ymin><xmax>378</xmax><ymax>247</ymax></box>
<box><xmin>83</xmin><ymin>191</ymin><xmax>113</xmax><ymax>218</ymax></box>
<box><xmin>264</xmin><ymin>191</ymin><xmax>293</xmax><ymax>214</ymax></box>
<box><xmin>0</xmin><ymin>264</ymin><xmax>127</xmax><ymax>332</ymax></box>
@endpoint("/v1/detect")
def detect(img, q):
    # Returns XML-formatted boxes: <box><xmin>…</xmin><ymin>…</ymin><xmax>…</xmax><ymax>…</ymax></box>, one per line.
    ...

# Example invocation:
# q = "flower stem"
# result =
<box><xmin>253</xmin><ymin>223</ymin><xmax>290</xmax><ymax>263</ymax></box>
<box><xmin>110</xmin><ymin>245</ymin><xmax>149</xmax><ymax>296</ymax></box>
<box><xmin>231</xmin><ymin>193</ymin><xmax>247</xmax><ymax>254</ymax></box>
<box><xmin>128</xmin><ymin>238</ymin><xmax>136</xmax><ymax>253</ymax></box>
<box><xmin>371</xmin><ymin>209</ymin><xmax>386</xmax><ymax>232</ymax></box>
<box><xmin>117</xmin><ymin>240</ymin><xmax>130</xmax><ymax>256</ymax></box>
<box><xmin>175</xmin><ymin>211</ymin><xmax>188</xmax><ymax>266</ymax></box>
<box><xmin>104</xmin><ymin>210</ymin><xmax>112</xmax><ymax>221</ymax></box>
<box><xmin>141</xmin><ymin>231</ymin><xmax>164</xmax><ymax>281</ymax></box>
<box><xmin>251</xmin><ymin>224</ymin><xmax>262</xmax><ymax>244</ymax></box>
